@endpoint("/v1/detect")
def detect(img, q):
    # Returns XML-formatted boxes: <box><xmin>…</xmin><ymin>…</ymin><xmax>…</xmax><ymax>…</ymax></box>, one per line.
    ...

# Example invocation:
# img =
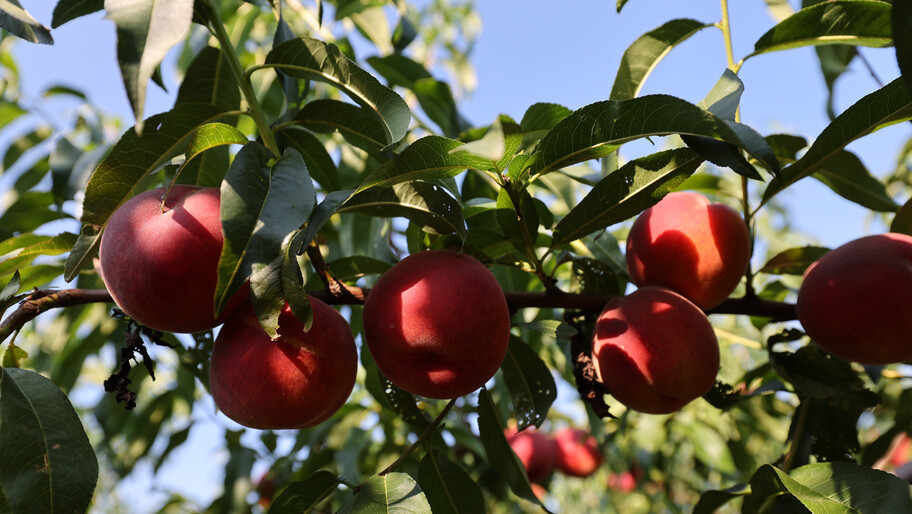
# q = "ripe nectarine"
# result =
<box><xmin>505</xmin><ymin>427</ymin><xmax>557</xmax><ymax>484</ymax></box>
<box><xmin>625</xmin><ymin>191</ymin><xmax>751</xmax><ymax>309</ymax></box>
<box><xmin>99</xmin><ymin>185</ymin><xmax>248</xmax><ymax>333</ymax></box>
<box><xmin>208</xmin><ymin>297</ymin><xmax>357</xmax><ymax>430</ymax></box>
<box><xmin>362</xmin><ymin>250</ymin><xmax>511</xmax><ymax>399</ymax></box>
<box><xmin>592</xmin><ymin>286</ymin><xmax>720</xmax><ymax>414</ymax></box>
<box><xmin>796</xmin><ymin>233</ymin><xmax>912</xmax><ymax>365</ymax></box>
<box><xmin>553</xmin><ymin>427</ymin><xmax>603</xmax><ymax>478</ymax></box>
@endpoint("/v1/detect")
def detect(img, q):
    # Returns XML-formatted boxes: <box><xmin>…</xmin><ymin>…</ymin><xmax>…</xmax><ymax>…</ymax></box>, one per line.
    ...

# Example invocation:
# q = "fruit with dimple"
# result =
<box><xmin>625</xmin><ymin>191</ymin><xmax>751</xmax><ymax>309</ymax></box>
<box><xmin>209</xmin><ymin>297</ymin><xmax>357</xmax><ymax>430</ymax></box>
<box><xmin>98</xmin><ymin>185</ymin><xmax>248</xmax><ymax>333</ymax></box>
<box><xmin>591</xmin><ymin>286</ymin><xmax>720</xmax><ymax>414</ymax></box>
<box><xmin>796</xmin><ymin>233</ymin><xmax>912</xmax><ymax>365</ymax></box>
<box><xmin>505</xmin><ymin>427</ymin><xmax>557</xmax><ymax>484</ymax></box>
<box><xmin>362</xmin><ymin>250</ymin><xmax>511</xmax><ymax>399</ymax></box>
<box><xmin>553</xmin><ymin>427</ymin><xmax>603</xmax><ymax>477</ymax></box>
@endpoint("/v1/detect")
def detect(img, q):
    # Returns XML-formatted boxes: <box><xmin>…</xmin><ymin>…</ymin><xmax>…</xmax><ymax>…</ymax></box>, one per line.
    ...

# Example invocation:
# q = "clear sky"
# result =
<box><xmin>9</xmin><ymin>1</ymin><xmax>911</xmax><ymax>510</ymax></box>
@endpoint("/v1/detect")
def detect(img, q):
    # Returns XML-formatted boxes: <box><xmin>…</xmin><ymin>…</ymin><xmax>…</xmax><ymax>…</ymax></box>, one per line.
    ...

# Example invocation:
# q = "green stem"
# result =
<box><xmin>718</xmin><ymin>0</ymin><xmax>738</xmax><ymax>73</ymax></box>
<box><xmin>503</xmin><ymin>179</ymin><xmax>559</xmax><ymax>293</ymax></box>
<box><xmin>782</xmin><ymin>399</ymin><xmax>811</xmax><ymax>473</ymax></box>
<box><xmin>378</xmin><ymin>398</ymin><xmax>457</xmax><ymax>476</ymax></box>
<box><xmin>200</xmin><ymin>0</ymin><xmax>280</xmax><ymax>156</ymax></box>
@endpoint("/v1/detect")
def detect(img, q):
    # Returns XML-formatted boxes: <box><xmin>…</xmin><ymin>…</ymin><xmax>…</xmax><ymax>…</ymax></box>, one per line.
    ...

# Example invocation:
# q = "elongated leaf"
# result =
<box><xmin>816</xmin><ymin>45</ymin><xmax>856</xmax><ymax>120</ymax></box>
<box><xmin>762</xmin><ymin>78</ymin><xmax>912</xmax><ymax>207</ymax></box>
<box><xmin>341</xmin><ymin>181</ymin><xmax>467</xmax><ymax>241</ymax></box>
<box><xmin>179</xmin><ymin>122</ymin><xmax>247</xmax><ymax>187</ymax></box>
<box><xmin>750</xmin><ymin>462</ymin><xmax>912</xmax><ymax>512</ymax></box>
<box><xmin>610</xmin><ymin>19</ymin><xmax>712</xmax><ymax>101</ymax></box>
<box><xmin>892</xmin><ymin>197</ymin><xmax>912</xmax><ymax>236</ymax></box>
<box><xmin>276</xmin><ymin>127</ymin><xmax>340</xmax><ymax>191</ymax></box>
<box><xmin>895</xmin><ymin>0</ymin><xmax>912</xmax><ymax>98</ymax></box>
<box><xmin>333</xmin><ymin>0</ymin><xmax>387</xmax><ymax>20</ymax></box>
<box><xmin>530</xmin><ymin>95</ymin><xmax>744</xmax><ymax>176</ymax></box>
<box><xmin>812</xmin><ymin>150</ymin><xmax>898</xmax><ymax>212</ymax></box>
<box><xmin>63</xmin><ymin>224</ymin><xmax>102</xmax><ymax>281</ymax></box>
<box><xmin>496</xmin><ymin>186</ymin><xmax>539</xmax><ymax>254</ymax></box>
<box><xmin>106</xmin><ymin>0</ymin><xmax>194</xmax><ymax>130</ymax></box>
<box><xmin>295</xmin><ymin>99</ymin><xmax>388</xmax><ymax>155</ymax></box>
<box><xmin>175</xmin><ymin>47</ymin><xmax>241</xmax><ymax>112</ymax></box>
<box><xmin>0</xmin><ymin>367</ymin><xmax>98</xmax><ymax>513</ymax></box>
<box><xmin>0</xmin><ymin>0</ymin><xmax>53</xmax><ymax>44</ymax></box>
<box><xmin>760</xmin><ymin>246</ymin><xmax>829</xmax><ymax>275</ymax></box>
<box><xmin>414</xmin><ymin>78</ymin><xmax>470</xmax><ymax>138</ymax></box>
<box><xmin>180</xmin><ymin>122</ymin><xmax>247</xmax><ymax>172</ymax></box>
<box><xmin>551</xmin><ymin>148</ymin><xmax>703</xmax><ymax>248</ymax></box>
<box><xmin>350</xmin><ymin>6</ymin><xmax>392</xmax><ymax>56</ymax></box>
<box><xmin>0</xmin><ymin>270</ymin><xmax>21</xmax><ymax>319</ymax></box>
<box><xmin>290</xmin><ymin>189</ymin><xmax>355</xmax><ymax>257</ymax></box>
<box><xmin>500</xmin><ymin>337</ymin><xmax>556</xmax><ymax>431</ymax></box>
<box><xmin>356</xmin><ymin>136</ymin><xmax>492</xmax><ymax>193</ymax></box>
<box><xmin>0</xmin><ymin>232</ymin><xmax>77</xmax><ymax>276</ymax></box>
<box><xmin>268</xmin><ymin>470</ymin><xmax>340</xmax><ymax>513</ymax></box>
<box><xmin>520</xmin><ymin>102</ymin><xmax>573</xmax><ymax>142</ymax></box>
<box><xmin>347</xmin><ymin>473</ymin><xmax>431</xmax><ymax>513</ymax></box>
<box><xmin>215</xmin><ymin>144</ymin><xmax>315</xmax><ymax>336</ymax></box>
<box><xmin>51</xmin><ymin>0</ymin><xmax>103</xmax><ymax>28</ymax></box>
<box><xmin>418</xmin><ymin>449</ymin><xmax>486</xmax><ymax>514</ymax></box>
<box><xmin>750</xmin><ymin>0</ymin><xmax>892</xmax><ymax>58</ymax></box>
<box><xmin>2</xmin><ymin>126</ymin><xmax>52</xmax><ymax>172</ymax></box>
<box><xmin>367</xmin><ymin>54</ymin><xmax>432</xmax><ymax>89</ymax></box>
<box><xmin>265</xmin><ymin>36</ymin><xmax>410</xmax><ymax>145</ymax></box>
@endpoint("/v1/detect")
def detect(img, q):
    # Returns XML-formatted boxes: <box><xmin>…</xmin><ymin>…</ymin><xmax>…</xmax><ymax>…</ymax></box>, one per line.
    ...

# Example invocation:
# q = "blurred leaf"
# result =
<box><xmin>418</xmin><ymin>449</ymin><xmax>486</xmax><ymax>514</ymax></box>
<box><xmin>0</xmin><ymin>0</ymin><xmax>53</xmax><ymax>44</ymax></box>
<box><xmin>2</xmin><ymin>126</ymin><xmax>52</xmax><ymax>172</ymax></box>
<box><xmin>347</xmin><ymin>472</ymin><xmax>431</xmax><ymax>513</ymax></box>
<box><xmin>762</xmin><ymin>78</ymin><xmax>912</xmax><ymax>207</ymax></box>
<box><xmin>325</xmin><ymin>256</ymin><xmax>391</xmax><ymax>281</ymax></box>
<box><xmin>0</xmin><ymin>367</ymin><xmax>98</xmax><ymax>513</ymax></box>
<box><xmin>350</xmin><ymin>6</ymin><xmax>392</xmax><ymax>56</ymax></box>
<box><xmin>265</xmin><ymin>36</ymin><xmax>410</xmax><ymax>145</ymax></box>
<box><xmin>216</xmin><ymin>144</ymin><xmax>315</xmax><ymax>336</ymax></box>
<box><xmin>152</xmin><ymin>425</ymin><xmax>191</xmax><ymax>474</ymax></box>
<box><xmin>530</xmin><ymin>95</ymin><xmax>745</xmax><ymax>176</ymax></box>
<box><xmin>0</xmin><ymin>191</ymin><xmax>68</xmax><ymax>241</ymax></box>
<box><xmin>268</xmin><ymin>470</ymin><xmax>340</xmax><ymax>513</ymax></box>
<box><xmin>414</xmin><ymin>78</ymin><xmax>470</xmax><ymax>138</ymax></box>
<box><xmin>895</xmin><ymin>0</ymin><xmax>912</xmax><ymax>99</ymax></box>
<box><xmin>1</xmin><ymin>341</ymin><xmax>26</xmax><ymax>367</ymax></box>
<box><xmin>333</xmin><ymin>0</ymin><xmax>387</xmax><ymax>20</ymax></box>
<box><xmin>610</xmin><ymin>19</ymin><xmax>712</xmax><ymax>101</ymax></box>
<box><xmin>0</xmin><ymin>103</ymin><xmax>26</xmax><ymax>132</ymax></box>
<box><xmin>41</xmin><ymin>84</ymin><xmax>87</xmax><ymax>100</ymax></box>
<box><xmin>341</xmin><ymin>181</ymin><xmax>467</xmax><ymax>241</ymax></box>
<box><xmin>276</xmin><ymin>127</ymin><xmax>340</xmax><ymax>191</ymax></box>
<box><xmin>0</xmin><ymin>270</ymin><xmax>20</xmax><ymax>316</ymax></box>
<box><xmin>356</xmin><ymin>136</ymin><xmax>492</xmax><ymax>193</ymax></box>
<box><xmin>500</xmin><ymin>337</ymin><xmax>557</xmax><ymax>431</ymax></box>
<box><xmin>175</xmin><ymin>46</ymin><xmax>241</xmax><ymax>112</ymax></box>
<box><xmin>106</xmin><ymin>0</ymin><xmax>193</xmax><ymax>130</ymax></box>
<box><xmin>812</xmin><ymin>150</ymin><xmax>899</xmax><ymax>212</ymax></box>
<box><xmin>551</xmin><ymin>148</ymin><xmax>703</xmax><ymax>248</ymax></box>
<box><xmin>616</xmin><ymin>0</ymin><xmax>630</xmax><ymax>13</ymax></box>
<box><xmin>295</xmin><ymin>99</ymin><xmax>388</xmax><ymax>156</ymax></box>
<box><xmin>51</xmin><ymin>0</ymin><xmax>103</xmax><ymax>28</ymax></box>
<box><xmin>892</xmin><ymin>197</ymin><xmax>912</xmax><ymax>236</ymax></box>
<box><xmin>750</xmin><ymin>0</ymin><xmax>891</xmax><ymax>57</ymax></box>
<box><xmin>367</xmin><ymin>54</ymin><xmax>432</xmax><ymax>89</ymax></box>
<box><xmin>392</xmin><ymin>14</ymin><xmax>418</xmax><ymax>52</ymax></box>
<box><xmin>759</xmin><ymin>246</ymin><xmax>829</xmax><ymax>275</ymax></box>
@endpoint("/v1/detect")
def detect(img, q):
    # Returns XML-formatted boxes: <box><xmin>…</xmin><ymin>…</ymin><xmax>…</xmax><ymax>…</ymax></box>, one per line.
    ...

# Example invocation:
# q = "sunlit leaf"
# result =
<box><xmin>268</xmin><ymin>470</ymin><xmax>340</xmax><ymax>513</ymax></box>
<box><xmin>347</xmin><ymin>472</ymin><xmax>431</xmax><ymax>512</ymax></box>
<box><xmin>0</xmin><ymin>0</ymin><xmax>53</xmax><ymax>44</ymax></box>
<box><xmin>294</xmin><ymin>99</ymin><xmax>388</xmax><ymax>155</ymax></box>
<box><xmin>418</xmin><ymin>449</ymin><xmax>486</xmax><ymax>514</ymax></box>
<box><xmin>341</xmin><ymin>181</ymin><xmax>467</xmax><ymax>241</ymax></box>
<box><xmin>175</xmin><ymin>46</ymin><xmax>241</xmax><ymax>112</ymax></box>
<box><xmin>51</xmin><ymin>0</ymin><xmax>103</xmax><ymax>28</ymax></box>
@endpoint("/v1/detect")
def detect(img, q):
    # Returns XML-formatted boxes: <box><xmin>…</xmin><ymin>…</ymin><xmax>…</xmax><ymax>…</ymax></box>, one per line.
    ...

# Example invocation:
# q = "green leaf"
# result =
<box><xmin>175</xmin><ymin>46</ymin><xmax>241</xmax><ymax>112</ymax></box>
<box><xmin>895</xmin><ymin>0</ymin><xmax>912</xmax><ymax>99</ymax></box>
<box><xmin>500</xmin><ymin>337</ymin><xmax>557</xmax><ymax>431</ymax></box>
<box><xmin>106</xmin><ymin>0</ymin><xmax>194</xmax><ymax>131</ymax></box>
<box><xmin>356</xmin><ymin>136</ymin><xmax>492</xmax><ymax>193</ymax></box>
<box><xmin>418</xmin><ymin>449</ymin><xmax>486</xmax><ymax>514</ymax></box>
<box><xmin>2</xmin><ymin>126</ymin><xmax>52</xmax><ymax>172</ymax></box>
<box><xmin>215</xmin><ymin>144</ymin><xmax>316</xmax><ymax>336</ymax></box>
<box><xmin>892</xmin><ymin>197</ymin><xmax>912</xmax><ymax>236</ymax></box>
<box><xmin>0</xmin><ymin>0</ymin><xmax>53</xmax><ymax>44</ymax></box>
<box><xmin>0</xmin><ymin>367</ymin><xmax>99</xmax><ymax>513</ymax></box>
<box><xmin>276</xmin><ymin>127</ymin><xmax>341</xmax><ymax>191</ymax></box>
<box><xmin>367</xmin><ymin>54</ymin><xmax>432</xmax><ymax>89</ymax></box>
<box><xmin>268</xmin><ymin>470</ymin><xmax>340</xmax><ymax>513</ymax></box>
<box><xmin>610</xmin><ymin>19</ymin><xmax>712</xmax><ymax>101</ymax></box>
<box><xmin>750</xmin><ymin>0</ymin><xmax>892</xmax><ymax>58</ymax></box>
<box><xmin>176</xmin><ymin>122</ymin><xmax>248</xmax><ymax>183</ymax></box>
<box><xmin>333</xmin><ymin>0</ymin><xmax>387</xmax><ymax>20</ymax></box>
<box><xmin>476</xmin><ymin>388</ymin><xmax>544</xmax><ymax>509</ymax></box>
<box><xmin>414</xmin><ymin>78</ymin><xmax>469</xmax><ymax>138</ymax></box>
<box><xmin>693</xmin><ymin>486</ymin><xmax>750</xmax><ymax>514</ymax></box>
<box><xmin>520</xmin><ymin>102</ymin><xmax>573</xmax><ymax>143</ymax></box>
<box><xmin>750</xmin><ymin>462</ymin><xmax>912</xmax><ymax>512</ymax></box>
<box><xmin>1</xmin><ymin>342</ymin><xmax>26</xmax><ymax>368</ymax></box>
<box><xmin>551</xmin><ymin>148</ymin><xmax>703</xmax><ymax>248</ymax></box>
<box><xmin>759</xmin><ymin>246</ymin><xmax>829</xmax><ymax>275</ymax></box>
<box><xmin>63</xmin><ymin>224</ymin><xmax>102</xmax><ymax>282</ymax></box>
<box><xmin>265</xmin><ymin>36</ymin><xmax>411</xmax><ymax>145</ymax></box>
<box><xmin>42</xmin><ymin>84</ymin><xmax>87</xmax><ymax>100</ymax></box>
<box><xmin>324</xmin><ymin>256</ymin><xmax>391</xmax><ymax>281</ymax></box>
<box><xmin>295</xmin><ymin>99</ymin><xmax>389</xmax><ymax>155</ymax></box>
<box><xmin>816</xmin><ymin>45</ymin><xmax>856</xmax><ymax>120</ymax></box>
<box><xmin>347</xmin><ymin>472</ymin><xmax>431</xmax><ymax>513</ymax></box>
<box><xmin>0</xmin><ymin>232</ymin><xmax>77</xmax><ymax>260</ymax></box>
<box><xmin>341</xmin><ymin>181</ymin><xmax>467</xmax><ymax>241</ymax></box>
<box><xmin>51</xmin><ymin>0</ymin><xmax>103</xmax><ymax>28</ymax></box>
<box><xmin>496</xmin><ymin>186</ymin><xmax>539</xmax><ymax>254</ymax></box>
<box><xmin>530</xmin><ymin>95</ymin><xmax>744</xmax><ymax>176</ymax></box>
<box><xmin>289</xmin><ymin>189</ymin><xmax>356</xmax><ymax>258</ymax></box>
<box><xmin>812</xmin><ymin>150</ymin><xmax>899</xmax><ymax>212</ymax></box>
<box><xmin>762</xmin><ymin>78</ymin><xmax>912</xmax><ymax>207</ymax></box>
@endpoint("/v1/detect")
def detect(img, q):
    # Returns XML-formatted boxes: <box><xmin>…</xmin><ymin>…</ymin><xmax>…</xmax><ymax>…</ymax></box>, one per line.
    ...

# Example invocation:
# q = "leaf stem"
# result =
<box><xmin>503</xmin><ymin>179</ymin><xmax>560</xmax><ymax>294</ymax></box>
<box><xmin>378</xmin><ymin>398</ymin><xmax>456</xmax><ymax>476</ymax></box>
<box><xmin>718</xmin><ymin>0</ymin><xmax>738</xmax><ymax>73</ymax></box>
<box><xmin>782</xmin><ymin>399</ymin><xmax>811</xmax><ymax>473</ymax></box>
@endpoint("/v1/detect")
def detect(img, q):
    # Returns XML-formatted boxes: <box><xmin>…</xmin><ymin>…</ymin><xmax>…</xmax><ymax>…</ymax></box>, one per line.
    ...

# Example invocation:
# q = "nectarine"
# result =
<box><xmin>553</xmin><ymin>427</ymin><xmax>603</xmax><ymax>478</ymax></box>
<box><xmin>505</xmin><ymin>427</ymin><xmax>557</xmax><ymax>484</ymax></box>
<box><xmin>99</xmin><ymin>185</ymin><xmax>248</xmax><ymax>333</ymax></box>
<box><xmin>592</xmin><ymin>286</ymin><xmax>720</xmax><ymax>414</ymax></box>
<box><xmin>208</xmin><ymin>297</ymin><xmax>357</xmax><ymax>430</ymax></box>
<box><xmin>625</xmin><ymin>191</ymin><xmax>751</xmax><ymax>309</ymax></box>
<box><xmin>796</xmin><ymin>233</ymin><xmax>912</xmax><ymax>365</ymax></box>
<box><xmin>362</xmin><ymin>250</ymin><xmax>511</xmax><ymax>399</ymax></box>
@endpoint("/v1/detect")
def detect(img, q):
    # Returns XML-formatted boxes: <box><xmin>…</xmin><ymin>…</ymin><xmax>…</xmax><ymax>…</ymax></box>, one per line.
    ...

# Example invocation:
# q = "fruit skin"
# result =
<box><xmin>362</xmin><ymin>250</ymin><xmax>511</xmax><ymax>399</ymax></box>
<box><xmin>505</xmin><ymin>427</ymin><xmax>557</xmax><ymax>484</ymax></box>
<box><xmin>796</xmin><ymin>233</ymin><xmax>912</xmax><ymax>365</ymax></box>
<box><xmin>553</xmin><ymin>427</ymin><xmax>603</xmax><ymax>478</ymax></box>
<box><xmin>625</xmin><ymin>191</ymin><xmax>751</xmax><ymax>309</ymax></box>
<box><xmin>208</xmin><ymin>296</ymin><xmax>358</xmax><ymax>430</ymax></box>
<box><xmin>591</xmin><ymin>286</ymin><xmax>720</xmax><ymax>414</ymax></box>
<box><xmin>606</xmin><ymin>471</ymin><xmax>637</xmax><ymax>492</ymax></box>
<box><xmin>99</xmin><ymin>185</ymin><xmax>249</xmax><ymax>333</ymax></box>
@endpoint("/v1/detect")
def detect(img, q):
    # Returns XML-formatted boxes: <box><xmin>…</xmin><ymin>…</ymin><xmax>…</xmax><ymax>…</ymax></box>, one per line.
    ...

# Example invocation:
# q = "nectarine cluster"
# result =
<box><xmin>505</xmin><ymin>426</ymin><xmax>605</xmax><ymax>487</ymax></box>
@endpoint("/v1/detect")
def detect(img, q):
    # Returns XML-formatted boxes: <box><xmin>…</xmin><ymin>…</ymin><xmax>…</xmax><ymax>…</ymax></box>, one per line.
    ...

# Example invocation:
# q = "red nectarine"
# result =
<box><xmin>208</xmin><ymin>297</ymin><xmax>357</xmax><ymax>430</ymax></box>
<box><xmin>592</xmin><ymin>286</ymin><xmax>720</xmax><ymax>414</ymax></box>
<box><xmin>553</xmin><ymin>427</ymin><xmax>603</xmax><ymax>478</ymax></box>
<box><xmin>362</xmin><ymin>250</ymin><xmax>511</xmax><ymax>399</ymax></box>
<box><xmin>796</xmin><ymin>233</ymin><xmax>912</xmax><ymax>365</ymax></box>
<box><xmin>625</xmin><ymin>191</ymin><xmax>751</xmax><ymax>309</ymax></box>
<box><xmin>505</xmin><ymin>427</ymin><xmax>557</xmax><ymax>484</ymax></box>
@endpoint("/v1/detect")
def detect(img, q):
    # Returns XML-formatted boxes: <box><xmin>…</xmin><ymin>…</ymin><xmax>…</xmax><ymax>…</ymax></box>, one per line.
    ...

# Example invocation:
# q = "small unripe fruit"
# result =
<box><xmin>553</xmin><ymin>427</ymin><xmax>603</xmax><ymax>477</ymax></box>
<box><xmin>796</xmin><ymin>233</ymin><xmax>912</xmax><ymax>365</ymax></box>
<box><xmin>505</xmin><ymin>427</ymin><xmax>557</xmax><ymax>484</ymax></box>
<box><xmin>363</xmin><ymin>250</ymin><xmax>511</xmax><ymax>399</ymax></box>
<box><xmin>626</xmin><ymin>191</ymin><xmax>751</xmax><ymax>309</ymax></box>
<box><xmin>592</xmin><ymin>286</ymin><xmax>720</xmax><ymax>414</ymax></box>
<box><xmin>99</xmin><ymin>185</ymin><xmax>248</xmax><ymax>333</ymax></box>
<box><xmin>209</xmin><ymin>297</ymin><xmax>357</xmax><ymax>430</ymax></box>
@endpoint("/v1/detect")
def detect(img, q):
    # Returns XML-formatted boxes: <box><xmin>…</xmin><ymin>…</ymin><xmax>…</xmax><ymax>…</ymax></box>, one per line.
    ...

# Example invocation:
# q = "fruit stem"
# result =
<box><xmin>199</xmin><ymin>0</ymin><xmax>281</xmax><ymax>156</ymax></box>
<box><xmin>378</xmin><ymin>398</ymin><xmax>457</xmax><ymax>476</ymax></box>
